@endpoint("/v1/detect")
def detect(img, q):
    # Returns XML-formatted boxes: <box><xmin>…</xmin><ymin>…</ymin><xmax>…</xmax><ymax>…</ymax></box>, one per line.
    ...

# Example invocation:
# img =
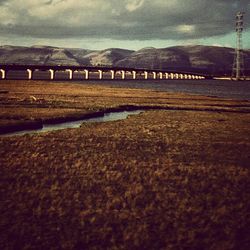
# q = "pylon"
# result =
<box><xmin>232</xmin><ymin>12</ymin><xmax>245</xmax><ymax>80</ymax></box>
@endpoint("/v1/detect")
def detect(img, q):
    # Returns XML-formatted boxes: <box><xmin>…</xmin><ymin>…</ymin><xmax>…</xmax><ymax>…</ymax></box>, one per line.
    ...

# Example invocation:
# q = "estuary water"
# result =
<box><xmin>83</xmin><ymin>79</ymin><xmax>250</xmax><ymax>101</ymax></box>
<box><xmin>4</xmin><ymin>70</ymin><xmax>250</xmax><ymax>100</ymax></box>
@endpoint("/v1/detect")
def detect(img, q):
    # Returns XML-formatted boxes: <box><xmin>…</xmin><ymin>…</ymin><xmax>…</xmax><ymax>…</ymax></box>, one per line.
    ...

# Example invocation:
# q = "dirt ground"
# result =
<box><xmin>0</xmin><ymin>80</ymin><xmax>250</xmax><ymax>249</ymax></box>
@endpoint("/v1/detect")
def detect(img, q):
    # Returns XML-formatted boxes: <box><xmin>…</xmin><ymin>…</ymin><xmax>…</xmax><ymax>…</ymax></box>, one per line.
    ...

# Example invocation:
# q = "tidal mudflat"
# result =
<box><xmin>0</xmin><ymin>80</ymin><xmax>250</xmax><ymax>249</ymax></box>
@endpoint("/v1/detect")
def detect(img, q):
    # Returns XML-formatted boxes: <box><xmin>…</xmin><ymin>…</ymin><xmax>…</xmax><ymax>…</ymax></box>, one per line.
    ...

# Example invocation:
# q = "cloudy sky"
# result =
<box><xmin>0</xmin><ymin>0</ymin><xmax>249</xmax><ymax>50</ymax></box>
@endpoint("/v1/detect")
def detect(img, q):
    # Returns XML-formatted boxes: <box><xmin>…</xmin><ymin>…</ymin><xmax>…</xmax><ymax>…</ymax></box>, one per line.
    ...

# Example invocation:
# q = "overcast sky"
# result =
<box><xmin>0</xmin><ymin>0</ymin><xmax>249</xmax><ymax>50</ymax></box>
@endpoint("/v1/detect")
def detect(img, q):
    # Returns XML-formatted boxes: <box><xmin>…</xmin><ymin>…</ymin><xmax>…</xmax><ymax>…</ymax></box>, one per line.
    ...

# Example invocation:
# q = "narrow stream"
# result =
<box><xmin>1</xmin><ymin>110</ymin><xmax>143</xmax><ymax>137</ymax></box>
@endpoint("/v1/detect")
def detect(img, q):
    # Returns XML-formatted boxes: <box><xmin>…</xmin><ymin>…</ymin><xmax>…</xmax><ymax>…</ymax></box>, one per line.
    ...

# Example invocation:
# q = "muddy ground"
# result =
<box><xmin>0</xmin><ymin>80</ymin><xmax>250</xmax><ymax>249</ymax></box>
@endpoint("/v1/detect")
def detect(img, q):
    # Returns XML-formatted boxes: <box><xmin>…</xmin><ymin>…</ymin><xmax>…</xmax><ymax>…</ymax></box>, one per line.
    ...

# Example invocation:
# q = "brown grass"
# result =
<box><xmin>1</xmin><ymin>80</ymin><xmax>249</xmax><ymax>123</ymax></box>
<box><xmin>0</xmin><ymin>80</ymin><xmax>250</xmax><ymax>249</ymax></box>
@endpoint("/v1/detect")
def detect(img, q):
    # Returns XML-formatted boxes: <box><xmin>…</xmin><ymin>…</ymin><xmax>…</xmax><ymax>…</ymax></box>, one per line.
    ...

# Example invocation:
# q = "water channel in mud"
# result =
<box><xmin>1</xmin><ymin>110</ymin><xmax>143</xmax><ymax>137</ymax></box>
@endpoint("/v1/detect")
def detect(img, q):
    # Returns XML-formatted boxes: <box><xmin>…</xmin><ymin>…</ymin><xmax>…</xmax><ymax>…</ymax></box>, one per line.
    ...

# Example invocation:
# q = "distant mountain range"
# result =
<box><xmin>0</xmin><ymin>45</ymin><xmax>249</xmax><ymax>75</ymax></box>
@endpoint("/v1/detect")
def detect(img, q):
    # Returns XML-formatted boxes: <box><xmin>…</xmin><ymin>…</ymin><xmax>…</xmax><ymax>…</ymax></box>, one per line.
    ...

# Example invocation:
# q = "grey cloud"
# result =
<box><xmin>44</xmin><ymin>0</ymin><xmax>53</xmax><ymax>5</ymax></box>
<box><xmin>0</xmin><ymin>0</ymin><xmax>249</xmax><ymax>41</ymax></box>
<box><xmin>0</xmin><ymin>0</ymin><xmax>8</xmax><ymax>5</ymax></box>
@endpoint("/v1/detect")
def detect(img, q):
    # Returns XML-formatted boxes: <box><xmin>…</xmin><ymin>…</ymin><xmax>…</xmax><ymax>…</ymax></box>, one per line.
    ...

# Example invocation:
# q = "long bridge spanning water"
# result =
<box><xmin>0</xmin><ymin>65</ymin><xmax>207</xmax><ymax>81</ymax></box>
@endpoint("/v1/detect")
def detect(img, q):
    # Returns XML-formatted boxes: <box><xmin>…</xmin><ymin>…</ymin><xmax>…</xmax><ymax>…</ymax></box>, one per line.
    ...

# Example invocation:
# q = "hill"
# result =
<box><xmin>0</xmin><ymin>45</ymin><xmax>249</xmax><ymax>75</ymax></box>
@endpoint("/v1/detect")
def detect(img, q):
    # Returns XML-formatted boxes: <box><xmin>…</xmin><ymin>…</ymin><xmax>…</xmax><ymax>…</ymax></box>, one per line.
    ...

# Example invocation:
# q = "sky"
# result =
<box><xmin>0</xmin><ymin>0</ymin><xmax>250</xmax><ymax>50</ymax></box>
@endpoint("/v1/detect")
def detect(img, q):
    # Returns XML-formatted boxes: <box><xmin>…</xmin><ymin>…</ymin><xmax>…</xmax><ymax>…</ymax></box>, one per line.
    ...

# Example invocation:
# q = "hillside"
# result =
<box><xmin>115</xmin><ymin>45</ymin><xmax>250</xmax><ymax>74</ymax></box>
<box><xmin>0</xmin><ymin>45</ymin><xmax>249</xmax><ymax>75</ymax></box>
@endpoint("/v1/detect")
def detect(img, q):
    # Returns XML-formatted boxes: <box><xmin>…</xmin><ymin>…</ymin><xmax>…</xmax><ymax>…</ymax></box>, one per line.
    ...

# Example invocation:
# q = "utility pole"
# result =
<box><xmin>232</xmin><ymin>11</ymin><xmax>245</xmax><ymax>80</ymax></box>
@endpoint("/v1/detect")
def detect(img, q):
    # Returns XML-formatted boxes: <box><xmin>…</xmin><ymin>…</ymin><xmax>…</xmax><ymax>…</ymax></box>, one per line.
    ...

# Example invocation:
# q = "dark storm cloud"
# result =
<box><xmin>0</xmin><ymin>0</ymin><xmax>249</xmax><ymax>41</ymax></box>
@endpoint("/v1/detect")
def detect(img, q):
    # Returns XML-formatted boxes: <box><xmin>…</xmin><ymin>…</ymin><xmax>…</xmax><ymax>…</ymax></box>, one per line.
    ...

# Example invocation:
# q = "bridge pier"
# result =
<box><xmin>0</xmin><ymin>69</ymin><xmax>6</xmax><ymax>79</ymax></box>
<box><xmin>0</xmin><ymin>65</ymin><xmax>207</xmax><ymax>81</ymax></box>
<box><xmin>121</xmin><ymin>70</ymin><xmax>126</xmax><ymax>80</ymax></box>
<box><xmin>66</xmin><ymin>69</ymin><xmax>73</xmax><ymax>80</ymax></box>
<box><xmin>49</xmin><ymin>69</ymin><xmax>55</xmax><ymax>80</ymax></box>
<box><xmin>27</xmin><ymin>69</ymin><xmax>33</xmax><ymax>80</ymax></box>
<box><xmin>132</xmin><ymin>71</ymin><xmax>136</xmax><ymax>80</ymax></box>
<box><xmin>84</xmin><ymin>70</ymin><xmax>89</xmax><ymax>80</ymax></box>
<box><xmin>98</xmin><ymin>70</ymin><xmax>103</xmax><ymax>80</ymax></box>
<box><xmin>110</xmin><ymin>70</ymin><xmax>115</xmax><ymax>80</ymax></box>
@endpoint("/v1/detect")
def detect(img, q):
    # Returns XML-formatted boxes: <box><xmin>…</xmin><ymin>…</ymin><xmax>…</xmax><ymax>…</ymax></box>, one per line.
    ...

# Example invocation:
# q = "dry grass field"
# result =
<box><xmin>0</xmin><ymin>80</ymin><xmax>250</xmax><ymax>249</ymax></box>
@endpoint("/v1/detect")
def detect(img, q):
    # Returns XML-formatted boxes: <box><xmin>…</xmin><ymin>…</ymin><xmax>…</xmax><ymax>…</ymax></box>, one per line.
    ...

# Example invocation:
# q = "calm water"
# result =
<box><xmin>83</xmin><ymin>80</ymin><xmax>250</xmax><ymax>101</ymax></box>
<box><xmin>4</xmin><ymin>71</ymin><xmax>250</xmax><ymax>100</ymax></box>
<box><xmin>2</xmin><ymin>110</ymin><xmax>143</xmax><ymax>137</ymax></box>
